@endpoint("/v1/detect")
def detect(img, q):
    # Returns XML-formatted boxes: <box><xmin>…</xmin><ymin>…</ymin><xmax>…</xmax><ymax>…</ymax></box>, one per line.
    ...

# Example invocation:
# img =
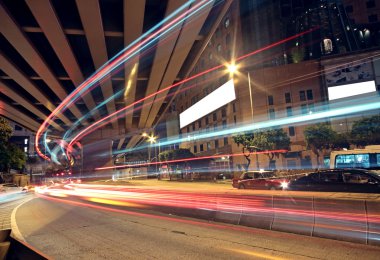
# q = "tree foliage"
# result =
<box><xmin>0</xmin><ymin>117</ymin><xmax>26</xmax><ymax>172</ymax></box>
<box><xmin>158</xmin><ymin>148</ymin><xmax>195</xmax><ymax>162</ymax></box>
<box><xmin>351</xmin><ymin>115</ymin><xmax>380</xmax><ymax>147</ymax></box>
<box><xmin>0</xmin><ymin>117</ymin><xmax>13</xmax><ymax>144</ymax></box>
<box><xmin>304</xmin><ymin>123</ymin><xmax>338</xmax><ymax>165</ymax></box>
<box><xmin>233</xmin><ymin>129</ymin><xmax>290</xmax><ymax>169</ymax></box>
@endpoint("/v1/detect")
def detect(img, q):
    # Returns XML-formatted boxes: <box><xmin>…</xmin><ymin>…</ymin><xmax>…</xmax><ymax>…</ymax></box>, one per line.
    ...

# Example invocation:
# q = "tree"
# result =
<box><xmin>158</xmin><ymin>148</ymin><xmax>195</xmax><ymax>180</ymax></box>
<box><xmin>304</xmin><ymin>123</ymin><xmax>337</xmax><ymax>166</ymax></box>
<box><xmin>0</xmin><ymin>117</ymin><xmax>26</xmax><ymax>172</ymax></box>
<box><xmin>250</xmin><ymin>129</ymin><xmax>290</xmax><ymax>168</ymax></box>
<box><xmin>0</xmin><ymin>117</ymin><xmax>13</xmax><ymax>144</ymax></box>
<box><xmin>233</xmin><ymin>129</ymin><xmax>290</xmax><ymax>170</ymax></box>
<box><xmin>351</xmin><ymin>115</ymin><xmax>380</xmax><ymax>147</ymax></box>
<box><xmin>233</xmin><ymin>133</ymin><xmax>255</xmax><ymax>171</ymax></box>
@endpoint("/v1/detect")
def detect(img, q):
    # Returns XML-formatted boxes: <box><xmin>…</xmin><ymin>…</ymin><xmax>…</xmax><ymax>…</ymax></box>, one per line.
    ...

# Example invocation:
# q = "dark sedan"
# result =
<box><xmin>288</xmin><ymin>169</ymin><xmax>380</xmax><ymax>193</ymax></box>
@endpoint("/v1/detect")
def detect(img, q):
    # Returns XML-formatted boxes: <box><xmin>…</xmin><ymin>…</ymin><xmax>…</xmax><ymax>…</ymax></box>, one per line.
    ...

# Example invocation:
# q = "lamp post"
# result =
<box><xmin>227</xmin><ymin>62</ymin><xmax>258</xmax><ymax>169</ymax></box>
<box><xmin>142</xmin><ymin>132</ymin><xmax>157</xmax><ymax>175</ymax></box>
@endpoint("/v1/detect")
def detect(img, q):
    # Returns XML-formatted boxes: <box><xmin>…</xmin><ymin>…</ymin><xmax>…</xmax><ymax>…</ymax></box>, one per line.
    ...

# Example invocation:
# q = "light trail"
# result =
<box><xmin>95</xmin><ymin>150</ymin><xmax>287</xmax><ymax>171</ymax></box>
<box><xmin>66</xmin><ymin>28</ymin><xmax>318</xmax><ymax>151</ymax></box>
<box><xmin>114</xmin><ymin>94</ymin><xmax>380</xmax><ymax>157</ymax></box>
<box><xmin>35</xmin><ymin>0</ymin><xmax>215</xmax><ymax>160</ymax></box>
<box><xmin>35</xmin><ymin>184</ymin><xmax>380</xmax><ymax>241</ymax></box>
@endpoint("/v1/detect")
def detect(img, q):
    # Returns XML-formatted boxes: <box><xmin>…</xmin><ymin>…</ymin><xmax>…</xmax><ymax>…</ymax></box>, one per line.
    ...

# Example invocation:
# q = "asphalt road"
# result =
<box><xmin>14</xmin><ymin>195</ymin><xmax>380</xmax><ymax>260</ymax></box>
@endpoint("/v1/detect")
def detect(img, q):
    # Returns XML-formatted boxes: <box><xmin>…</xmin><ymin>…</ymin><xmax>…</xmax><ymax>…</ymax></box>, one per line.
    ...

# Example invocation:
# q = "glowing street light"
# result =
<box><xmin>227</xmin><ymin>63</ymin><xmax>238</xmax><ymax>75</ymax></box>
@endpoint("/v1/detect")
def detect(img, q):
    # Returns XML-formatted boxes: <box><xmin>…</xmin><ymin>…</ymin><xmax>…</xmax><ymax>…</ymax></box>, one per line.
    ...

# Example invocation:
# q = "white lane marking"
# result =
<box><xmin>11</xmin><ymin>196</ymin><xmax>35</xmax><ymax>241</ymax></box>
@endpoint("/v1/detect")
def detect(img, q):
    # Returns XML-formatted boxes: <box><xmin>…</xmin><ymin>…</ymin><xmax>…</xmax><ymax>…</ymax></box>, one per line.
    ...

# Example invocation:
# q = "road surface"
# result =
<box><xmin>13</xmin><ymin>195</ymin><xmax>380</xmax><ymax>260</ymax></box>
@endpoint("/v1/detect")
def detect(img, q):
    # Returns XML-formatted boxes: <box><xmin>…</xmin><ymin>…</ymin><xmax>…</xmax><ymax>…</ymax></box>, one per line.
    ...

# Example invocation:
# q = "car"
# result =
<box><xmin>288</xmin><ymin>169</ymin><xmax>380</xmax><ymax>193</ymax></box>
<box><xmin>232</xmin><ymin>171</ymin><xmax>289</xmax><ymax>190</ymax></box>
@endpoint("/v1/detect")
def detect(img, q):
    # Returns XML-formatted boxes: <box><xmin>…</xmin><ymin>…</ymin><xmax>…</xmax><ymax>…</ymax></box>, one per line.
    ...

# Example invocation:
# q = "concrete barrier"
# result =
<box><xmin>312</xmin><ymin>198</ymin><xmax>367</xmax><ymax>244</ymax></box>
<box><xmin>271</xmin><ymin>196</ymin><xmax>314</xmax><ymax>236</ymax></box>
<box><xmin>238</xmin><ymin>195</ymin><xmax>274</xmax><ymax>229</ymax></box>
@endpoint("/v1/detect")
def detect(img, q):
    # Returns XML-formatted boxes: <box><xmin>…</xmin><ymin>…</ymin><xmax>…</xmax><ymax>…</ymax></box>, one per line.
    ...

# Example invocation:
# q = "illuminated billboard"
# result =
<box><xmin>179</xmin><ymin>79</ymin><xmax>236</xmax><ymax>128</ymax></box>
<box><xmin>328</xmin><ymin>80</ymin><xmax>377</xmax><ymax>101</ymax></box>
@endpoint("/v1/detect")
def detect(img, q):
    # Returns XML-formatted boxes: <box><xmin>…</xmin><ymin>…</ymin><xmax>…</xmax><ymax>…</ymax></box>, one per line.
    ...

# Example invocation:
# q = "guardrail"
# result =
<box><xmin>146</xmin><ymin>193</ymin><xmax>380</xmax><ymax>246</ymax></box>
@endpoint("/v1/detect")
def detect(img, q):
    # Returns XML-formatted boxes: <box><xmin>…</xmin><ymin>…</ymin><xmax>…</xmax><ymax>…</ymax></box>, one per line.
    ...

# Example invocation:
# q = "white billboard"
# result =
<box><xmin>179</xmin><ymin>79</ymin><xmax>236</xmax><ymax>128</ymax></box>
<box><xmin>328</xmin><ymin>80</ymin><xmax>377</xmax><ymax>101</ymax></box>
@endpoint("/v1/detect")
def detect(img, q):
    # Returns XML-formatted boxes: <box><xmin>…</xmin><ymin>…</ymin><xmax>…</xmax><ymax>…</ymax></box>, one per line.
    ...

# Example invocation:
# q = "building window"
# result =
<box><xmin>192</xmin><ymin>123</ymin><xmax>195</xmax><ymax>131</ymax></box>
<box><xmin>200</xmin><ymin>144</ymin><xmax>204</xmax><ymax>152</ymax></box>
<box><xmin>268</xmin><ymin>95</ymin><xmax>274</xmax><ymax>105</ymax></box>
<box><xmin>222</xmin><ymin>120</ymin><xmax>227</xmax><ymax>128</ymax></box>
<box><xmin>234</xmin><ymin>115</ymin><xmax>237</xmax><ymax>124</ymax></box>
<box><xmin>15</xmin><ymin>125</ymin><xmax>22</xmax><ymax>131</ymax></box>
<box><xmin>205</xmin><ymin>116</ymin><xmax>209</xmax><ymax>125</ymax></box>
<box><xmin>233</xmin><ymin>103</ymin><xmax>236</xmax><ymax>113</ymax></box>
<box><xmin>221</xmin><ymin>107</ymin><xmax>227</xmax><ymax>117</ymax></box>
<box><xmin>285</xmin><ymin>92</ymin><xmax>291</xmax><ymax>103</ymax></box>
<box><xmin>24</xmin><ymin>147</ymin><xmax>28</xmax><ymax>153</ymax></box>
<box><xmin>217</xmin><ymin>44</ymin><xmax>222</xmax><ymax>52</ymax></box>
<box><xmin>286</xmin><ymin>106</ymin><xmax>293</xmax><ymax>117</ymax></box>
<box><xmin>187</xmin><ymin>126</ymin><xmax>190</xmax><ymax>133</ymax></box>
<box><xmin>307</xmin><ymin>89</ymin><xmax>313</xmax><ymax>100</ymax></box>
<box><xmin>213</xmin><ymin>113</ymin><xmax>217</xmax><ymax>121</ymax></box>
<box><xmin>289</xmin><ymin>126</ymin><xmax>295</xmax><ymax>136</ymax></box>
<box><xmin>207</xmin><ymin>142</ymin><xmax>211</xmax><ymax>150</ymax></box>
<box><xmin>367</xmin><ymin>1</ymin><xmax>376</xmax><ymax>8</ymax></box>
<box><xmin>198</xmin><ymin>120</ymin><xmax>202</xmax><ymax>128</ymax></box>
<box><xmin>215</xmin><ymin>140</ymin><xmax>219</xmax><ymax>149</ymax></box>
<box><xmin>224</xmin><ymin>137</ymin><xmax>228</xmax><ymax>146</ymax></box>
<box><xmin>269</xmin><ymin>108</ymin><xmax>275</xmax><ymax>119</ymax></box>
<box><xmin>194</xmin><ymin>145</ymin><xmax>198</xmax><ymax>153</ymax></box>
<box><xmin>24</xmin><ymin>138</ymin><xmax>28</xmax><ymax>145</ymax></box>
<box><xmin>224</xmin><ymin>17</ymin><xmax>230</xmax><ymax>28</ymax></box>
<box><xmin>209</xmin><ymin>52</ymin><xmax>213</xmax><ymax>60</ymax></box>
<box><xmin>299</xmin><ymin>90</ymin><xmax>306</xmax><ymax>101</ymax></box>
<box><xmin>214</xmin><ymin>124</ymin><xmax>218</xmax><ymax>131</ymax></box>
<box><xmin>369</xmin><ymin>14</ymin><xmax>378</xmax><ymax>23</ymax></box>
<box><xmin>301</xmin><ymin>104</ymin><xmax>308</xmax><ymax>115</ymax></box>
<box><xmin>346</xmin><ymin>5</ymin><xmax>353</xmax><ymax>13</ymax></box>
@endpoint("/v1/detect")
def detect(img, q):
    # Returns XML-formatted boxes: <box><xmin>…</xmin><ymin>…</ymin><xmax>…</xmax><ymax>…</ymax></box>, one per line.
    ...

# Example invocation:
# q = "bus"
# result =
<box><xmin>330</xmin><ymin>145</ymin><xmax>380</xmax><ymax>169</ymax></box>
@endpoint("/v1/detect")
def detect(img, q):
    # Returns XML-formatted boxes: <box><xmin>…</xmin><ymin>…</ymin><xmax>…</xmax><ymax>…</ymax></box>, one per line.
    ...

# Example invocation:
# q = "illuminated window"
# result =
<box><xmin>207</xmin><ymin>142</ymin><xmax>211</xmax><ymax>150</ymax></box>
<box><xmin>24</xmin><ymin>147</ymin><xmax>28</xmax><ymax>153</ymax></box>
<box><xmin>24</xmin><ymin>138</ymin><xmax>28</xmax><ymax>144</ymax></box>
<box><xmin>224</xmin><ymin>17</ymin><xmax>230</xmax><ymax>28</ymax></box>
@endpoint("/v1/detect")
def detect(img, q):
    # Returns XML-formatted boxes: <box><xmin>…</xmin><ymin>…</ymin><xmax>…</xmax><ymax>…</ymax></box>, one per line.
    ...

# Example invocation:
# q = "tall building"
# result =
<box><xmin>167</xmin><ymin>0</ymin><xmax>380</xmax><ymax>171</ymax></box>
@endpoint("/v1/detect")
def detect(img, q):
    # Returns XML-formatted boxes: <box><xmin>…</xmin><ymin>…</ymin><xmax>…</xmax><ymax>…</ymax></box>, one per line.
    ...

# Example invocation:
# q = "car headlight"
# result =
<box><xmin>280</xmin><ymin>181</ymin><xmax>289</xmax><ymax>189</ymax></box>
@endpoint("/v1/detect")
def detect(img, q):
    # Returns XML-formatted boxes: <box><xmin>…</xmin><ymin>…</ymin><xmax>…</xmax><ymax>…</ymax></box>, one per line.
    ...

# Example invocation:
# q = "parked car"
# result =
<box><xmin>288</xmin><ymin>169</ymin><xmax>380</xmax><ymax>193</ymax></box>
<box><xmin>232</xmin><ymin>171</ymin><xmax>289</xmax><ymax>190</ymax></box>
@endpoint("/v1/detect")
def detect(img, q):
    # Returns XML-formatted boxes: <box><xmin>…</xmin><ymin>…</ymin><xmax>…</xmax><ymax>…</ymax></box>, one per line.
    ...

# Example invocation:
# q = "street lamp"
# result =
<box><xmin>227</xmin><ymin>62</ymin><xmax>258</xmax><ymax>169</ymax></box>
